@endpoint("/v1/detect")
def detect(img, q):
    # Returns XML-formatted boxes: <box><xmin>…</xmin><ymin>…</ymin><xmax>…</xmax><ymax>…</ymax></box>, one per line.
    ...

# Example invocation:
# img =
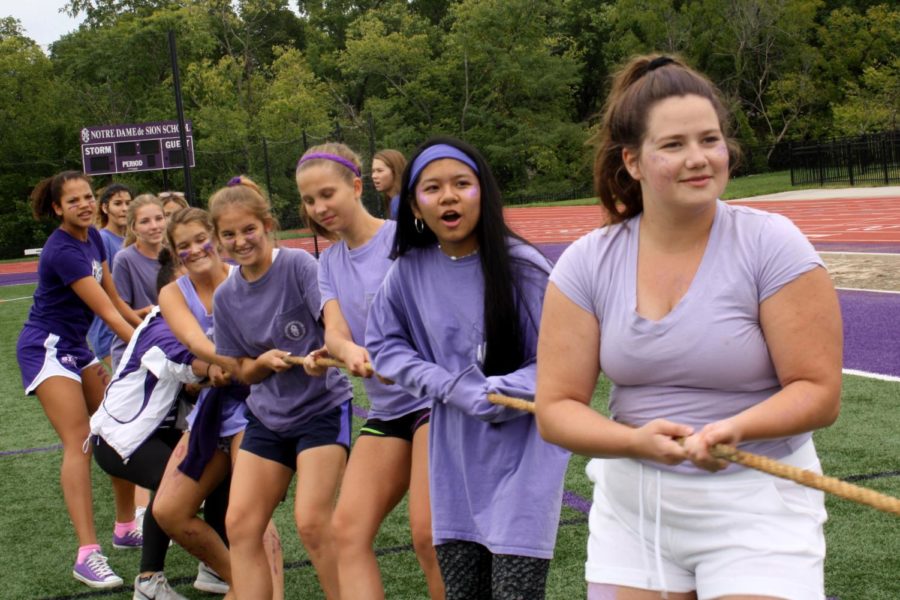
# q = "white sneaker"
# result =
<box><xmin>133</xmin><ymin>572</ymin><xmax>188</xmax><ymax>600</ymax></box>
<box><xmin>194</xmin><ymin>562</ymin><xmax>229</xmax><ymax>594</ymax></box>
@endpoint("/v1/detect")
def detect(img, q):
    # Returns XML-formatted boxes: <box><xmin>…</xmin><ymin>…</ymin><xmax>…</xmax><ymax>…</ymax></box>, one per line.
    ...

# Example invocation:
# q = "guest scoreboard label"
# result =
<box><xmin>80</xmin><ymin>120</ymin><xmax>195</xmax><ymax>175</ymax></box>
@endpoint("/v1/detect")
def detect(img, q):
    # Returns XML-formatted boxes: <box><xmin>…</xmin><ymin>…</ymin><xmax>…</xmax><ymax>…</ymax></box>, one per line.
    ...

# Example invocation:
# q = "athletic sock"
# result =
<box><xmin>77</xmin><ymin>544</ymin><xmax>102</xmax><ymax>564</ymax></box>
<box><xmin>114</xmin><ymin>520</ymin><xmax>137</xmax><ymax>536</ymax></box>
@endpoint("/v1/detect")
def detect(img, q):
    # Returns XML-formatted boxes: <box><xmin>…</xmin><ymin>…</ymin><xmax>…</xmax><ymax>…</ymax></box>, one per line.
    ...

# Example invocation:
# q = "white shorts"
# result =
<box><xmin>585</xmin><ymin>440</ymin><xmax>826</xmax><ymax>600</ymax></box>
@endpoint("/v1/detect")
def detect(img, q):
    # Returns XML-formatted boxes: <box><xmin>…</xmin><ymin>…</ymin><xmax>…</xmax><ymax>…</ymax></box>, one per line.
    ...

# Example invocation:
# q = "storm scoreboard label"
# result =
<box><xmin>80</xmin><ymin>120</ymin><xmax>196</xmax><ymax>175</ymax></box>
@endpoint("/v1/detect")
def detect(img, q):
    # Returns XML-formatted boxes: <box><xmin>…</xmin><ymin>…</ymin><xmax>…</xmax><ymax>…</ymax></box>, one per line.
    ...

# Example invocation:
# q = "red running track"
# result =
<box><xmin>3</xmin><ymin>196</ymin><xmax>899</xmax><ymax>274</ymax></box>
<box><xmin>282</xmin><ymin>196</ymin><xmax>900</xmax><ymax>254</ymax></box>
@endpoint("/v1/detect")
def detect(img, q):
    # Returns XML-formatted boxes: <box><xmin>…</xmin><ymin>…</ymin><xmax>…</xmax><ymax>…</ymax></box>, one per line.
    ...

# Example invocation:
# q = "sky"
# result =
<box><xmin>2</xmin><ymin>0</ymin><xmax>85</xmax><ymax>50</ymax></box>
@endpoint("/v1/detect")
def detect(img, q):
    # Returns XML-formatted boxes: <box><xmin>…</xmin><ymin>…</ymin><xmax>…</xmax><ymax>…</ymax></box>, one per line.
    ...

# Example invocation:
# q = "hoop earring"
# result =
<box><xmin>414</xmin><ymin>218</ymin><xmax>424</xmax><ymax>234</ymax></box>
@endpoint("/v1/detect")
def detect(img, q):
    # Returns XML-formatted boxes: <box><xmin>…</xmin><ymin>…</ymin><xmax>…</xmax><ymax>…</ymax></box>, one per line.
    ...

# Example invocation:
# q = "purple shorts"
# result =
<box><xmin>17</xmin><ymin>325</ymin><xmax>99</xmax><ymax>394</ymax></box>
<box><xmin>240</xmin><ymin>400</ymin><xmax>352</xmax><ymax>470</ymax></box>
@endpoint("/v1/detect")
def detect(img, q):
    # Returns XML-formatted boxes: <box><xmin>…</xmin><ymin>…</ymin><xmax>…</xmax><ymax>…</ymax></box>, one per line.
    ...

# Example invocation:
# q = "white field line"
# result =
<box><xmin>835</xmin><ymin>287</ymin><xmax>900</xmax><ymax>295</ymax></box>
<box><xmin>843</xmin><ymin>369</ymin><xmax>900</xmax><ymax>383</ymax></box>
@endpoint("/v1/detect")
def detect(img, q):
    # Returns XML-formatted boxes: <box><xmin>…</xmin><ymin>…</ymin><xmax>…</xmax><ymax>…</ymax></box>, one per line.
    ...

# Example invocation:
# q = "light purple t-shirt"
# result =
<box><xmin>110</xmin><ymin>244</ymin><xmax>161</xmax><ymax>368</ymax></box>
<box><xmin>177</xmin><ymin>271</ymin><xmax>248</xmax><ymax>438</ymax></box>
<box><xmin>318</xmin><ymin>220</ymin><xmax>427</xmax><ymax>420</ymax></box>
<box><xmin>366</xmin><ymin>241</ymin><xmax>570</xmax><ymax>559</ymax></box>
<box><xmin>25</xmin><ymin>226</ymin><xmax>106</xmax><ymax>343</ymax></box>
<box><xmin>213</xmin><ymin>248</ymin><xmax>352</xmax><ymax>433</ymax></box>
<box><xmin>550</xmin><ymin>200</ymin><xmax>825</xmax><ymax>475</ymax></box>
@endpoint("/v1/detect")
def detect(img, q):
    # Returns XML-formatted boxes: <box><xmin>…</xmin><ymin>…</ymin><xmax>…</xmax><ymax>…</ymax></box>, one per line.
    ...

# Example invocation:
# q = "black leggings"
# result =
<box><xmin>93</xmin><ymin>429</ymin><xmax>229</xmax><ymax>572</ymax></box>
<box><xmin>435</xmin><ymin>541</ymin><xmax>551</xmax><ymax>600</ymax></box>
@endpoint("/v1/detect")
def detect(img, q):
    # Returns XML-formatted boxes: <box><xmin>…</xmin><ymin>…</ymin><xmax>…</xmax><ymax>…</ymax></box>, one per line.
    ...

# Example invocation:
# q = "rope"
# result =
<box><xmin>282</xmin><ymin>353</ymin><xmax>900</xmax><ymax>516</ymax></box>
<box><xmin>487</xmin><ymin>394</ymin><xmax>900</xmax><ymax>517</ymax></box>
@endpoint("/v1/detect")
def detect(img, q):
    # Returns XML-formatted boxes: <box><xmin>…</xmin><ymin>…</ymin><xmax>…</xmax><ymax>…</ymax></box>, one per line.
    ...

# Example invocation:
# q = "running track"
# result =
<box><xmin>3</xmin><ymin>196</ymin><xmax>899</xmax><ymax>378</ymax></box>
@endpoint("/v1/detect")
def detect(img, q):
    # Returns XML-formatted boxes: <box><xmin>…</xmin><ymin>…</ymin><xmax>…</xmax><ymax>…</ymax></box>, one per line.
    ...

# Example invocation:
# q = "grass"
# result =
<box><xmin>1</xmin><ymin>285</ymin><xmax>898</xmax><ymax>598</ymax></box>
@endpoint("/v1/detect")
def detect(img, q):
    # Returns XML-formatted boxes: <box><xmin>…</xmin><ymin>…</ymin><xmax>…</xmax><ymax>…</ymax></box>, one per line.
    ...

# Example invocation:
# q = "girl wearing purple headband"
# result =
<box><xmin>366</xmin><ymin>137</ymin><xmax>570</xmax><ymax>599</ymax></box>
<box><xmin>297</xmin><ymin>142</ymin><xmax>445</xmax><ymax>599</ymax></box>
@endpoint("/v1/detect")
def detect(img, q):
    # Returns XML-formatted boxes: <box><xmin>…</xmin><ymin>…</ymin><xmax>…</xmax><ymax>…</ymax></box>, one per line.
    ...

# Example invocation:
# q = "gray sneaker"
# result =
<box><xmin>193</xmin><ymin>562</ymin><xmax>229</xmax><ymax>594</ymax></box>
<box><xmin>133</xmin><ymin>572</ymin><xmax>188</xmax><ymax>600</ymax></box>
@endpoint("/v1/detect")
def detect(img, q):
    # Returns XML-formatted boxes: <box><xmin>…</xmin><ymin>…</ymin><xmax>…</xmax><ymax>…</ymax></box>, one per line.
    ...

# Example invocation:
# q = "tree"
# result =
<box><xmin>0</xmin><ymin>22</ymin><xmax>74</xmax><ymax>256</ymax></box>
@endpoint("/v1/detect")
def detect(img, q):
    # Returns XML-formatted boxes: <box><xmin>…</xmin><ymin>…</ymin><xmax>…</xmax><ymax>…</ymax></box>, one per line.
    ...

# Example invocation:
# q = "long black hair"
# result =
<box><xmin>392</xmin><ymin>136</ymin><xmax>543</xmax><ymax>377</ymax></box>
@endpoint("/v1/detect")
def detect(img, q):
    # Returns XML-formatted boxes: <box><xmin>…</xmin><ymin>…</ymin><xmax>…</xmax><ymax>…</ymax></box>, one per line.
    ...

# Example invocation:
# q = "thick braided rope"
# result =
<box><xmin>710</xmin><ymin>443</ymin><xmax>900</xmax><ymax>516</ymax></box>
<box><xmin>291</xmin><ymin>355</ymin><xmax>900</xmax><ymax>516</ymax></box>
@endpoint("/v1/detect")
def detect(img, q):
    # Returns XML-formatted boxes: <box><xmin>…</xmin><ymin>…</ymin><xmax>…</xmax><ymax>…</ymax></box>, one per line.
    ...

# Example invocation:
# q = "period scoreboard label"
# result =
<box><xmin>80</xmin><ymin>120</ymin><xmax>195</xmax><ymax>175</ymax></box>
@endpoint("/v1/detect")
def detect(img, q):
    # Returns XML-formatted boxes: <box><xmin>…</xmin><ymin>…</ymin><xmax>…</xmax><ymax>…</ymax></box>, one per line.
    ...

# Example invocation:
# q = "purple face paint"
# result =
<box><xmin>467</xmin><ymin>185</ymin><xmax>480</xmax><ymax>199</ymax></box>
<box><xmin>177</xmin><ymin>249</ymin><xmax>191</xmax><ymax>262</ymax></box>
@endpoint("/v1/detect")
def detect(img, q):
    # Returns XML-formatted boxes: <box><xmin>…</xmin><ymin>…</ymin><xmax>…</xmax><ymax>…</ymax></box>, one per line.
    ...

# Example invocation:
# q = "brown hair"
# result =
<box><xmin>592</xmin><ymin>54</ymin><xmax>740</xmax><ymax>224</ymax></box>
<box><xmin>95</xmin><ymin>183</ymin><xmax>133</xmax><ymax>228</ymax></box>
<box><xmin>295</xmin><ymin>143</ymin><xmax>363</xmax><ymax>240</ymax></box>
<box><xmin>208</xmin><ymin>175</ymin><xmax>279</xmax><ymax>241</ymax></box>
<box><xmin>159</xmin><ymin>191</ymin><xmax>189</xmax><ymax>210</ymax></box>
<box><xmin>373</xmin><ymin>149</ymin><xmax>406</xmax><ymax>212</ymax></box>
<box><xmin>166</xmin><ymin>207</ymin><xmax>214</xmax><ymax>253</ymax></box>
<box><xmin>30</xmin><ymin>171</ymin><xmax>91</xmax><ymax>221</ymax></box>
<box><xmin>123</xmin><ymin>194</ymin><xmax>165</xmax><ymax>247</ymax></box>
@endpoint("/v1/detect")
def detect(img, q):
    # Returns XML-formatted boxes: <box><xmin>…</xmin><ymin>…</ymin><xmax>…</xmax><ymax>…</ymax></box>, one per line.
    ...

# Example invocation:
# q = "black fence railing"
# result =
<box><xmin>789</xmin><ymin>131</ymin><xmax>900</xmax><ymax>187</ymax></box>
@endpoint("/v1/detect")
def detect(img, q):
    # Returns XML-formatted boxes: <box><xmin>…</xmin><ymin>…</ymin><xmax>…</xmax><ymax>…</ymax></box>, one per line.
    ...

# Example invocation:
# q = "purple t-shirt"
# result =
<box><xmin>366</xmin><ymin>241</ymin><xmax>570</xmax><ymax>559</ymax></box>
<box><xmin>110</xmin><ymin>244</ymin><xmax>161</xmax><ymax>368</ymax></box>
<box><xmin>318</xmin><ymin>220</ymin><xmax>426</xmax><ymax>420</ymax></box>
<box><xmin>213</xmin><ymin>248</ymin><xmax>351</xmax><ymax>433</ymax></box>
<box><xmin>177</xmin><ymin>271</ymin><xmax>248</xmax><ymax>437</ymax></box>
<box><xmin>25</xmin><ymin>226</ymin><xmax>106</xmax><ymax>343</ymax></box>
<box><xmin>550</xmin><ymin>200</ymin><xmax>825</xmax><ymax>475</ymax></box>
<box><xmin>87</xmin><ymin>229</ymin><xmax>126</xmax><ymax>353</ymax></box>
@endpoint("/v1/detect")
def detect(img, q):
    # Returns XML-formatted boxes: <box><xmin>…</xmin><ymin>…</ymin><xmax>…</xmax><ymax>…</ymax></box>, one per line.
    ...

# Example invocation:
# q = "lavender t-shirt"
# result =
<box><xmin>110</xmin><ymin>244</ymin><xmax>161</xmax><ymax>368</ymax></box>
<box><xmin>213</xmin><ymin>248</ymin><xmax>351</xmax><ymax>433</ymax></box>
<box><xmin>25</xmin><ymin>226</ymin><xmax>106</xmax><ymax>343</ymax></box>
<box><xmin>177</xmin><ymin>271</ymin><xmax>248</xmax><ymax>438</ymax></box>
<box><xmin>550</xmin><ymin>200</ymin><xmax>824</xmax><ymax>475</ymax></box>
<box><xmin>366</xmin><ymin>242</ymin><xmax>570</xmax><ymax>559</ymax></box>
<box><xmin>318</xmin><ymin>220</ymin><xmax>427</xmax><ymax>420</ymax></box>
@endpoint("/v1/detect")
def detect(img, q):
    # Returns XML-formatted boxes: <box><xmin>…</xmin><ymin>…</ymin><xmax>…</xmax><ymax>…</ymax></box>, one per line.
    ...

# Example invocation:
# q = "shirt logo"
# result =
<box><xmin>92</xmin><ymin>260</ymin><xmax>103</xmax><ymax>284</ymax></box>
<box><xmin>59</xmin><ymin>354</ymin><xmax>77</xmax><ymax>367</ymax></box>
<box><xmin>284</xmin><ymin>321</ymin><xmax>306</xmax><ymax>341</ymax></box>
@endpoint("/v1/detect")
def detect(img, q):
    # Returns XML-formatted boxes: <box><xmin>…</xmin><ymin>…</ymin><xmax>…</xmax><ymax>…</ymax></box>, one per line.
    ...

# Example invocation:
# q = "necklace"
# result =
<box><xmin>438</xmin><ymin>244</ymin><xmax>479</xmax><ymax>261</ymax></box>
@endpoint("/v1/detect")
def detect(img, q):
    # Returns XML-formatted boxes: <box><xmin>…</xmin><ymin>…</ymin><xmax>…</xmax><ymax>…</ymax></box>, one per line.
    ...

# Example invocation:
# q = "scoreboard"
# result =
<box><xmin>80</xmin><ymin>120</ymin><xmax>195</xmax><ymax>176</ymax></box>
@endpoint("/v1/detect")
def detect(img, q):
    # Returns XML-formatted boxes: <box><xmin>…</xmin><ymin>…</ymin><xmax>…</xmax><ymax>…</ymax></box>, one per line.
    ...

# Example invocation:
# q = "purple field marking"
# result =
<box><xmin>563</xmin><ymin>489</ymin><xmax>592</xmax><ymax>514</ymax></box>
<box><xmin>838</xmin><ymin>290</ymin><xmax>900</xmax><ymax>378</ymax></box>
<box><xmin>0</xmin><ymin>443</ymin><xmax>62</xmax><ymax>457</ymax></box>
<box><xmin>0</xmin><ymin>272</ymin><xmax>38</xmax><ymax>286</ymax></box>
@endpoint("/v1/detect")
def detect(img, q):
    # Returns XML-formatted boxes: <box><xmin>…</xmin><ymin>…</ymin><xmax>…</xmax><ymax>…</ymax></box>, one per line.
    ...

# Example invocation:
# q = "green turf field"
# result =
<box><xmin>1</xmin><ymin>283</ymin><xmax>898</xmax><ymax>599</ymax></box>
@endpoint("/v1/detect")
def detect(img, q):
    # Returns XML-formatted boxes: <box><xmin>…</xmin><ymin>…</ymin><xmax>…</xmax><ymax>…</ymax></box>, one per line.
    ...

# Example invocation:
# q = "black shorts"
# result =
<box><xmin>240</xmin><ymin>400</ymin><xmax>352</xmax><ymax>470</ymax></box>
<box><xmin>358</xmin><ymin>407</ymin><xmax>430</xmax><ymax>442</ymax></box>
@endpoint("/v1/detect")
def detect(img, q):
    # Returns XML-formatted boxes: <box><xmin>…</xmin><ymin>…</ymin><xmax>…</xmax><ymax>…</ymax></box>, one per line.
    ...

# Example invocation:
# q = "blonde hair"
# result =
<box><xmin>123</xmin><ymin>194</ymin><xmax>165</xmax><ymax>247</ymax></box>
<box><xmin>373</xmin><ymin>149</ymin><xmax>406</xmax><ymax>212</ymax></box>
<box><xmin>208</xmin><ymin>176</ymin><xmax>279</xmax><ymax>242</ymax></box>
<box><xmin>295</xmin><ymin>142</ymin><xmax>363</xmax><ymax>239</ymax></box>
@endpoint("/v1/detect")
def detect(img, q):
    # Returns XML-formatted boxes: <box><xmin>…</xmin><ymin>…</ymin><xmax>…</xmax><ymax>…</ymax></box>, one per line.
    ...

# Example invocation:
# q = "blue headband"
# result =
<box><xmin>297</xmin><ymin>152</ymin><xmax>361</xmax><ymax>177</ymax></box>
<box><xmin>408</xmin><ymin>144</ymin><xmax>479</xmax><ymax>191</ymax></box>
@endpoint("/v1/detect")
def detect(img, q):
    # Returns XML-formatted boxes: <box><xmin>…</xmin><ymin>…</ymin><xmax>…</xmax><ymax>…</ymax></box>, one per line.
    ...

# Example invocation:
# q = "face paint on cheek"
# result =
<box><xmin>178</xmin><ymin>249</ymin><xmax>191</xmax><ymax>262</ymax></box>
<box><xmin>467</xmin><ymin>186</ymin><xmax>480</xmax><ymax>199</ymax></box>
<box><xmin>416</xmin><ymin>192</ymin><xmax>434</xmax><ymax>206</ymax></box>
<box><xmin>201</xmin><ymin>241</ymin><xmax>214</xmax><ymax>254</ymax></box>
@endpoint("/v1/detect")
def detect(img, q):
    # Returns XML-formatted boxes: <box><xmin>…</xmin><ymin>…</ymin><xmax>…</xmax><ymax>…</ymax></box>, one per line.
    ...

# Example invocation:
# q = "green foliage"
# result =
<box><xmin>0</xmin><ymin>0</ymin><xmax>897</xmax><ymax>256</ymax></box>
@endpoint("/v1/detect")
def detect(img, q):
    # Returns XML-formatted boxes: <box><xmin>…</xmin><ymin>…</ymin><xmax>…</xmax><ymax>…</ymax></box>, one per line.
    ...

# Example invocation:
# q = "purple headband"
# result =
<box><xmin>226</xmin><ymin>176</ymin><xmax>242</xmax><ymax>187</ymax></box>
<box><xmin>408</xmin><ymin>144</ymin><xmax>479</xmax><ymax>191</ymax></box>
<box><xmin>297</xmin><ymin>153</ymin><xmax>361</xmax><ymax>177</ymax></box>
